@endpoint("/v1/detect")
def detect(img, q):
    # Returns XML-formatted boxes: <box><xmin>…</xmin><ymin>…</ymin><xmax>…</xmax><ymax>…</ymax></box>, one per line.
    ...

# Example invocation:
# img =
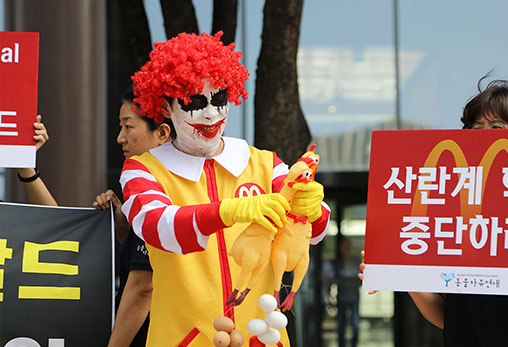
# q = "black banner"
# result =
<box><xmin>0</xmin><ymin>202</ymin><xmax>114</xmax><ymax>347</ymax></box>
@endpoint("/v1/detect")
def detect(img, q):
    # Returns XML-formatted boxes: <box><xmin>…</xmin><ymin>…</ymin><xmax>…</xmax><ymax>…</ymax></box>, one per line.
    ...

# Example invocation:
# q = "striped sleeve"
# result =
<box><xmin>272</xmin><ymin>152</ymin><xmax>289</xmax><ymax>193</ymax></box>
<box><xmin>310</xmin><ymin>201</ymin><xmax>331</xmax><ymax>245</ymax></box>
<box><xmin>120</xmin><ymin>158</ymin><xmax>228</xmax><ymax>254</ymax></box>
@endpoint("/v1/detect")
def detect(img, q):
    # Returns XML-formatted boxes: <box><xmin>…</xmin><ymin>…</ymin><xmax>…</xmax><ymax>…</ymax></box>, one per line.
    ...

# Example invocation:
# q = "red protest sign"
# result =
<box><xmin>364</xmin><ymin>129</ymin><xmax>508</xmax><ymax>294</ymax></box>
<box><xmin>0</xmin><ymin>31</ymin><xmax>39</xmax><ymax>167</ymax></box>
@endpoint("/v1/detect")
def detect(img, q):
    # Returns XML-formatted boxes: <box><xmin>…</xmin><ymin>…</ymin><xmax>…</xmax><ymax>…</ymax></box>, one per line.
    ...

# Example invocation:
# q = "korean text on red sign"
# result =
<box><xmin>0</xmin><ymin>31</ymin><xmax>39</xmax><ymax>168</ymax></box>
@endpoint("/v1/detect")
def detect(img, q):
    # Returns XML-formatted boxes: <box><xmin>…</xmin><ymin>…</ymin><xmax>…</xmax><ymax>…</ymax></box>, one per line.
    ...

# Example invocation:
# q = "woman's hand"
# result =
<box><xmin>93</xmin><ymin>189</ymin><xmax>130</xmax><ymax>243</ymax></box>
<box><xmin>34</xmin><ymin>115</ymin><xmax>49</xmax><ymax>152</ymax></box>
<box><xmin>358</xmin><ymin>250</ymin><xmax>377</xmax><ymax>295</ymax></box>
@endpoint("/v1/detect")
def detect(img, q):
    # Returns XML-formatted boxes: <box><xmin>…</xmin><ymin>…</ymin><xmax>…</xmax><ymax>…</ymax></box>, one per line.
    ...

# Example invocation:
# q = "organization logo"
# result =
<box><xmin>409</xmin><ymin>137</ymin><xmax>508</xmax><ymax>218</ymax></box>
<box><xmin>441</xmin><ymin>272</ymin><xmax>455</xmax><ymax>287</ymax></box>
<box><xmin>235</xmin><ymin>183</ymin><xmax>266</xmax><ymax>198</ymax></box>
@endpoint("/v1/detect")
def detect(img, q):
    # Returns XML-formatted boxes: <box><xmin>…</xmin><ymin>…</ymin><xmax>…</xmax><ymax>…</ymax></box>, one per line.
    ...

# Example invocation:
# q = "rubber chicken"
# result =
<box><xmin>226</xmin><ymin>146</ymin><xmax>319</xmax><ymax>307</ymax></box>
<box><xmin>271</xmin><ymin>146</ymin><xmax>320</xmax><ymax>311</ymax></box>
<box><xmin>226</xmin><ymin>208</ymin><xmax>282</xmax><ymax>306</ymax></box>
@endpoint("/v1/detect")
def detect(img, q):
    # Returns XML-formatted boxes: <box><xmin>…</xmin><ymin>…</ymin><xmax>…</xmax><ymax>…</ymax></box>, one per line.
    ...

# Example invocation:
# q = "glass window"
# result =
<box><xmin>399</xmin><ymin>0</ymin><xmax>508</xmax><ymax>130</ymax></box>
<box><xmin>298</xmin><ymin>0</ymin><xmax>396</xmax><ymax>172</ymax></box>
<box><xmin>341</xmin><ymin>204</ymin><xmax>394</xmax><ymax>347</ymax></box>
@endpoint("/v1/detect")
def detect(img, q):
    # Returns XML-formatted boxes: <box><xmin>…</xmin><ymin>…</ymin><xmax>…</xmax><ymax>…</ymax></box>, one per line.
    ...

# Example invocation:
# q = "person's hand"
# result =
<box><xmin>93</xmin><ymin>189</ymin><xmax>122</xmax><ymax>210</ymax></box>
<box><xmin>358</xmin><ymin>250</ymin><xmax>377</xmax><ymax>295</ymax></box>
<box><xmin>34</xmin><ymin>115</ymin><xmax>49</xmax><ymax>152</ymax></box>
<box><xmin>219</xmin><ymin>193</ymin><xmax>290</xmax><ymax>233</ymax></box>
<box><xmin>93</xmin><ymin>190</ymin><xmax>130</xmax><ymax>242</ymax></box>
<box><xmin>290</xmin><ymin>181</ymin><xmax>324</xmax><ymax>222</ymax></box>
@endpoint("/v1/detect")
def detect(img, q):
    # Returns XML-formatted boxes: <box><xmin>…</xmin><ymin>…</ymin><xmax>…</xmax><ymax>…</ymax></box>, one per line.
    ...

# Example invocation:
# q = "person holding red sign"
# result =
<box><xmin>360</xmin><ymin>77</ymin><xmax>508</xmax><ymax>347</ymax></box>
<box><xmin>438</xmin><ymin>78</ymin><xmax>508</xmax><ymax>347</ymax></box>
<box><xmin>118</xmin><ymin>32</ymin><xmax>331</xmax><ymax>346</ymax></box>
<box><xmin>15</xmin><ymin>114</ymin><xmax>57</xmax><ymax>206</ymax></box>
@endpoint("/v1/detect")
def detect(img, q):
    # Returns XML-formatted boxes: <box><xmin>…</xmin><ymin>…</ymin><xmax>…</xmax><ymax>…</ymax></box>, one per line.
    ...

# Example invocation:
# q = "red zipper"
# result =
<box><xmin>204</xmin><ymin>159</ymin><xmax>235</xmax><ymax>322</ymax></box>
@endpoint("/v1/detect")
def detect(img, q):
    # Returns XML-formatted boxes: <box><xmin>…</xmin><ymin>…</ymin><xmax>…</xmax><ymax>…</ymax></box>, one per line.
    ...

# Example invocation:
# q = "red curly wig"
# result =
<box><xmin>131</xmin><ymin>31</ymin><xmax>249</xmax><ymax>124</ymax></box>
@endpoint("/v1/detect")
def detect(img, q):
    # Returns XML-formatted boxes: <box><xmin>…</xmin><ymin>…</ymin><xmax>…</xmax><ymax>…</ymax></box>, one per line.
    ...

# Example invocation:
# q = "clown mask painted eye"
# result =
<box><xmin>178</xmin><ymin>94</ymin><xmax>208</xmax><ymax>112</ymax></box>
<box><xmin>211</xmin><ymin>88</ymin><xmax>228</xmax><ymax>107</ymax></box>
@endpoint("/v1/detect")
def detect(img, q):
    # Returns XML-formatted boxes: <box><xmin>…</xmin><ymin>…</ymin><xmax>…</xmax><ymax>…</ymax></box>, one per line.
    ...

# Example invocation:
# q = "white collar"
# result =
<box><xmin>149</xmin><ymin>137</ymin><xmax>251</xmax><ymax>182</ymax></box>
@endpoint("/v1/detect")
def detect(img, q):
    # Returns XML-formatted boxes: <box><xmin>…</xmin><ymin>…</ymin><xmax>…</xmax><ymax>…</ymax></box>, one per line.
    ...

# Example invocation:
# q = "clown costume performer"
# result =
<box><xmin>120</xmin><ymin>32</ymin><xmax>331</xmax><ymax>346</ymax></box>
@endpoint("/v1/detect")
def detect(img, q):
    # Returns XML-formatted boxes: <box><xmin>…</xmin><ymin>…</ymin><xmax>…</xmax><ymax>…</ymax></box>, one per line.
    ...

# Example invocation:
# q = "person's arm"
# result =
<box><xmin>108</xmin><ymin>270</ymin><xmax>152</xmax><ymax>347</ymax></box>
<box><xmin>17</xmin><ymin>167</ymin><xmax>57</xmax><ymax>206</ymax></box>
<box><xmin>17</xmin><ymin>115</ymin><xmax>57</xmax><ymax>206</ymax></box>
<box><xmin>309</xmin><ymin>202</ymin><xmax>331</xmax><ymax>244</ymax></box>
<box><xmin>408</xmin><ymin>292</ymin><xmax>446</xmax><ymax>329</ymax></box>
<box><xmin>93</xmin><ymin>189</ymin><xmax>130</xmax><ymax>243</ymax></box>
<box><xmin>120</xmin><ymin>158</ymin><xmax>288</xmax><ymax>254</ymax></box>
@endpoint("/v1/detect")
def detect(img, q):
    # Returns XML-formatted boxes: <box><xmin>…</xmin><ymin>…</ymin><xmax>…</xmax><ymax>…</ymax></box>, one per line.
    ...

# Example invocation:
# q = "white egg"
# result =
<box><xmin>258</xmin><ymin>328</ymin><xmax>281</xmax><ymax>345</ymax></box>
<box><xmin>258</xmin><ymin>294</ymin><xmax>278</xmax><ymax>312</ymax></box>
<box><xmin>265</xmin><ymin>311</ymin><xmax>288</xmax><ymax>329</ymax></box>
<box><xmin>247</xmin><ymin>318</ymin><xmax>269</xmax><ymax>335</ymax></box>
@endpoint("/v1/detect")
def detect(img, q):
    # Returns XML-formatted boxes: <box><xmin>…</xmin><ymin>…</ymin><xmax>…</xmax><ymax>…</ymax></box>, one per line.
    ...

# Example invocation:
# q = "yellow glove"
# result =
<box><xmin>290</xmin><ymin>181</ymin><xmax>324</xmax><ymax>222</ymax></box>
<box><xmin>219</xmin><ymin>193</ymin><xmax>289</xmax><ymax>233</ymax></box>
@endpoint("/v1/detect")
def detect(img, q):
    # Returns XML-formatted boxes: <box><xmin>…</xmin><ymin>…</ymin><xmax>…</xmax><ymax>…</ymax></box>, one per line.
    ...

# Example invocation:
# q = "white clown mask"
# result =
<box><xmin>169</xmin><ymin>81</ymin><xmax>229</xmax><ymax>157</ymax></box>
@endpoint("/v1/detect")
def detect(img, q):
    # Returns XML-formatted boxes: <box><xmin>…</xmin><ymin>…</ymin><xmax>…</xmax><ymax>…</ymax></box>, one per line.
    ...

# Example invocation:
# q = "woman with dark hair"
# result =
<box><xmin>461</xmin><ymin>78</ymin><xmax>508</xmax><ymax>130</ymax></box>
<box><xmin>93</xmin><ymin>88</ymin><xmax>172</xmax><ymax>347</ymax></box>
<box><xmin>440</xmin><ymin>77</ymin><xmax>508</xmax><ymax>347</ymax></box>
